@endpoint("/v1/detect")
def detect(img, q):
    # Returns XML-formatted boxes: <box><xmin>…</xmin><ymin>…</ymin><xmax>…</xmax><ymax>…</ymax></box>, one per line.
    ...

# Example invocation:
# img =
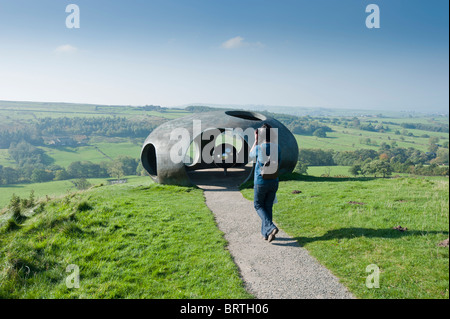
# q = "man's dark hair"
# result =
<box><xmin>260</xmin><ymin>123</ymin><xmax>272</xmax><ymax>142</ymax></box>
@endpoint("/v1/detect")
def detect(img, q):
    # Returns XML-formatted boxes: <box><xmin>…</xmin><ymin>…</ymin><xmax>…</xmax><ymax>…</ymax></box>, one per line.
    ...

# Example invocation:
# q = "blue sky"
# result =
<box><xmin>0</xmin><ymin>0</ymin><xmax>448</xmax><ymax>112</ymax></box>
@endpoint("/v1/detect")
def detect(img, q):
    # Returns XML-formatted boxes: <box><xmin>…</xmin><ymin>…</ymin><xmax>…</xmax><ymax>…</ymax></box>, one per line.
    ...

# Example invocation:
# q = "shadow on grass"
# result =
<box><xmin>280</xmin><ymin>172</ymin><xmax>377</xmax><ymax>183</ymax></box>
<box><xmin>0</xmin><ymin>184</ymin><xmax>25</xmax><ymax>188</ymax></box>
<box><xmin>49</xmin><ymin>146</ymin><xmax>78</xmax><ymax>153</ymax></box>
<box><xmin>239</xmin><ymin>172</ymin><xmax>377</xmax><ymax>190</ymax></box>
<box><xmin>273</xmin><ymin>227</ymin><xmax>449</xmax><ymax>247</ymax></box>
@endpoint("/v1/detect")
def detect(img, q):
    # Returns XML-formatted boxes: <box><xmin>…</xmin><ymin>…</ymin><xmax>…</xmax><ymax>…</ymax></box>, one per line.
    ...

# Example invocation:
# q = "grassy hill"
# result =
<box><xmin>0</xmin><ymin>101</ymin><xmax>448</xmax><ymax>299</ymax></box>
<box><xmin>242</xmin><ymin>174</ymin><xmax>449</xmax><ymax>299</ymax></box>
<box><xmin>2</xmin><ymin>173</ymin><xmax>448</xmax><ymax>299</ymax></box>
<box><xmin>0</xmin><ymin>181</ymin><xmax>252</xmax><ymax>298</ymax></box>
<box><xmin>0</xmin><ymin>176</ymin><xmax>150</xmax><ymax>209</ymax></box>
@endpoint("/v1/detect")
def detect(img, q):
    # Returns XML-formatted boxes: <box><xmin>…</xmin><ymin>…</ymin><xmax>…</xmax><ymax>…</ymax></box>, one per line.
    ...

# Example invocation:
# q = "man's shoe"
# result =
<box><xmin>268</xmin><ymin>228</ymin><xmax>279</xmax><ymax>243</ymax></box>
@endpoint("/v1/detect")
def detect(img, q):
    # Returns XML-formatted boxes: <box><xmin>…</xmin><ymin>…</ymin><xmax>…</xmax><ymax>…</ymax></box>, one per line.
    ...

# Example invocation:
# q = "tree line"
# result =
<box><xmin>0</xmin><ymin>116</ymin><xmax>165</xmax><ymax>149</ymax></box>
<box><xmin>35</xmin><ymin>116</ymin><xmax>163</xmax><ymax>139</ymax></box>
<box><xmin>0</xmin><ymin>116</ymin><xmax>164</xmax><ymax>186</ymax></box>
<box><xmin>400</xmin><ymin>122</ymin><xmax>449</xmax><ymax>133</ymax></box>
<box><xmin>0</xmin><ymin>155</ymin><xmax>144</xmax><ymax>185</ymax></box>
<box><xmin>296</xmin><ymin>142</ymin><xmax>449</xmax><ymax>177</ymax></box>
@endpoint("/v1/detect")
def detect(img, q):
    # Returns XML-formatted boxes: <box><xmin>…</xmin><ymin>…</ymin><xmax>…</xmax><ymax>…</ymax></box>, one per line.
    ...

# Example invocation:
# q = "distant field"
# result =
<box><xmin>39</xmin><ymin>141</ymin><xmax>143</xmax><ymax>168</ymax></box>
<box><xmin>296</xmin><ymin>119</ymin><xmax>448</xmax><ymax>153</ymax></box>
<box><xmin>308</xmin><ymin>166</ymin><xmax>353</xmax><ymax>177</ymax></box>
<box><xmin>93</xmin><ymin>141</ymin><xmax>142</xmax><ymax>160</ymax></box>
<box><xmin>0</xmin><ymin>176</ymin><xmax>150</xmax><ymax>210</ymax></box>
<box><xmin>40</xmin><ymin>145</ymin><xmax>109</xmax><ymax>167</ymax></box>
<box><xmin>0</xmin><ymin>100</ymin><xmax>190</xmax><ymax>122</ymax></box>
<box><xmin>0</xmin><ymin>101</ymin><xmax>187</xmax><ymax>169</ymax></box>
<box><xmin>0</xmin><ymin>139</ymin><xmax>144</xmax><ymax>169</ymax></box>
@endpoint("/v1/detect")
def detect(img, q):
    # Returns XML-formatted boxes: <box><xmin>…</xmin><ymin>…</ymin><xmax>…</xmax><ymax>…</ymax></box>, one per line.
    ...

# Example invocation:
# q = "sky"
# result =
<box><xmin>0</xmin><ymin>0</ymin><xmax>448</xmax><ymax>112</ymax></box>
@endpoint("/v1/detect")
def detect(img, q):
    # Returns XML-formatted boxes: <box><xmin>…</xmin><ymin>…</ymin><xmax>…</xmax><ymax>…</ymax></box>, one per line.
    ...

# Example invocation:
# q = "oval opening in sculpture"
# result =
<box><xmin>184</xmin><ymin>129</ymin><xmax>254</xmax><ymax>186</ymax></box>
<box><xmin>141</xmin><ymin>143</ymin><xmax>157</xmax><ymax>177</ymax></box>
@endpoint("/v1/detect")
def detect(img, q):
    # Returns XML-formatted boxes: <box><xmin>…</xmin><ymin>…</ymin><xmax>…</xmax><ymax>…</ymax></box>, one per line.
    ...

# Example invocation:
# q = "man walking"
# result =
<box><xmin>249</xmin><ymin>123</ymin><xmax>281</xmax><ymax>243</ymax></box>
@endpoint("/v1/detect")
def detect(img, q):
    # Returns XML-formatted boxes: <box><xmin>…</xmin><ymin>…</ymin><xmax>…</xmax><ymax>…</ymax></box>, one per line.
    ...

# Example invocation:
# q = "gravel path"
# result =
<box><xmin>197</xmin><ymin>176</ymin><xmax>355</xmax><ymax>299</ymax></box>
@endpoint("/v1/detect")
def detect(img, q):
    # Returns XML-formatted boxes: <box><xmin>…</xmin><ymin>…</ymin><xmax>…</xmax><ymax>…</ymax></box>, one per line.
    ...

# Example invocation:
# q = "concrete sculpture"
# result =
<box><xmin>140</xmin><ymin>110</ymin><xmax>298</xmax><ymax>186</ymax></box>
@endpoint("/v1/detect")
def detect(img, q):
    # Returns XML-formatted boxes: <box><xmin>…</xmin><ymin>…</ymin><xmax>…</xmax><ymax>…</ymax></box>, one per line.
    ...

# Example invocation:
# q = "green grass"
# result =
<box><xmin>1</xmin><ymin>140</ymin><xmax>143</xmax><ymax>169</ymax></box>
<box><xmin>40</xmin><ymin>145</ymin><xmax>110</xmax><ymax>167</ymax></box>
<box><xmin>241</xmin><ymin>175</ymin><xmax>449</xmax><ymax>299</ymax></box>
<box><xmin>0</xmin><ymin>182</ymin><xmax>252</xmax><ymax>298</ymax></box>
<box><xmin>40</xmin><ymin>141</ymin><xmax>142</xmax><ymax>167</ymax></box>
<box><xmin>296</xmin><ymin>130</ymin><xmax>447</xmax><ymax>153</ymax></box>
<box><xmin>0</xmin><ymin>100</ymin><xmax>190</xmax><ymax>122</ymax></box>
<box><xmin>93</xmin><ymin>141</ymin><xmax>142</xmax><ymax>160</ymax></box>
<box><xmin>307</xmin><ymin>166</ymin><xmax>353</xmax><ymax>177</ymax></box>
<box><xmin>0</xmin><ymin>176</ymin><xmax>149</xmax><ymax>210</ymax></box>
<box><xmin>294</xmin><ymin>116</ymin><xmax>448</xmax><ymax>153</ymax></box>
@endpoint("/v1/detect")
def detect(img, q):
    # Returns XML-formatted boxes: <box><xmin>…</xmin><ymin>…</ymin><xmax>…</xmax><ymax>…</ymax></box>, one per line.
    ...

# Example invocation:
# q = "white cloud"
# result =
<box><xmin>221</xmin><ymin>36</ymin><xmax>245</xmax><ymax>49</ymax></box>
<box><xmin>55</xmin><ymin>44</ymin><xmax>78</xmax><ymax>54</ymax></box>
<box><xmin>221</xmin><ymin>36</ymin><xmax>264</xmax><ymax>50</ymax></box>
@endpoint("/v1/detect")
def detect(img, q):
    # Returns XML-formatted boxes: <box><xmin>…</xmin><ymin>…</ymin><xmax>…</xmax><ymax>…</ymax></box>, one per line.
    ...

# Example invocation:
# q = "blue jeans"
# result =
<box><xmin>254</xmin><ymin>182</ymin><xmax>279</xmax><ymax>238</ymax></box>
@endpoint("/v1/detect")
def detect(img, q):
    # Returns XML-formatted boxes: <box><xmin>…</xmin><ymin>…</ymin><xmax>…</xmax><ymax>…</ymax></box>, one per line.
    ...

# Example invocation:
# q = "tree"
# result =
<box><xmin>428</xmin><ymin>143</ymin><xmax>439</xmax><ymax>153</ymax></box>
<box><xmin>374</xmin><ymin>160</ymin><xmax>392</xmax><ymax>178</ymax></box>
<box><xmin>116</xmin><ymin>156</ymin><xmax>138</xmax><ymax>175</ymax></box>
<box><xmin>108</xmin><ymin>160</ymin><xmax>125</xmax><ymax>180</ymax></box>
<box><xmin>67</xmin><ymin>161</ymin><xmax>108</xmax><ymax>179</ymax></box>
<box><xmin>432</xmin><ymin>149</ymin><xmax>449</xmax><ymax>165</ymax></box>
<box><xmin>443</xmin><ymin>141</ymin><xmax>449</xmax><ymax>149</ymax></box>
<box><xmin>67</xmin><ymin>161</ymin><xmax>84</xmax><ymax>178</ymax></box>
<box><xmin>364</xmin><ymin>160</ymin><xmax>392</xmax><ymax>178</ymax></box>
<box><xmin>72</xmin><ymin>178</ymin><xmax>91</xmax><ymax>190</ymax></box>
<box><xmin>429</xmin><ymin>136</ymin><xmax>440</xmax><ymax>145</ymax></box>
<box><xmin>8</xmin><ymin>193</ymin><xmax>24</xmax><ymax>223</ymax></box>
<box><xmin>31</xmin><ymin>168</ymin><xmax>54</xmax><ymax>183</ymax></box>
<box><xmin>295</xmin><ymin>162</ymin><xmax>309</xmax><ymax>175</ymax></box>
<box><xmin>313</xmin><ymin>128</ymin><xmax>327</xmax><ymax>138</ymax></box>
<box><xmin>298</xmin><ymin>149</ymin><xmax>334</xmax><ymax>166</ymax></box>
<box><xmin>1</xmin><ymin>167</ymin><xmax>19</xmax><ymax>184</ymax></box>
<box><xmin>54</xmin><ymin>169</ymin><xmax>70</xmax><ymax>181</ymax></box>
<box><xmin>427</xmin><ymin>136</ymin><xmax>439</xmax><ymax>153</ymax></box>
<box><xmin>361</xmin><ymin>161</ymin><xmax>374</xmax><ymax>176</ymax></box>
<box><xmin>136</xmin><ymin>161</ymin><xmax>147</xmax><ymax>176</ymax></box>
<box><xmin>349</xmin><ymin>164</ymin><xmax>362</xmax><ymax>177</ymax></box>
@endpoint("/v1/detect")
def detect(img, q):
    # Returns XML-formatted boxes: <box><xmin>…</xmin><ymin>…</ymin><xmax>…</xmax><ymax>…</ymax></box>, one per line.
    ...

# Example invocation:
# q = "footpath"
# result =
<box><xmin>199</xmin><ymin>179</ymin><xmax>355</xmax><ymax>299</ymax></box>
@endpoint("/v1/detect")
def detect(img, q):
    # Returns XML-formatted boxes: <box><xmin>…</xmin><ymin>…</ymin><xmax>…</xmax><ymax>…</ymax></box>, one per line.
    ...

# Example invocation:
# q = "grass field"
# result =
<box><xmin>0</xmin><ymin>182</ymin><xmax>252</xmax><ymax>298</ymax></box>
<box><xmin>241</xmin><ymin>174</ymin><xmax>449</xmax><ymax>299</ymax></box>
<box><xmin>296</xmin><ymin>123</ymin><xmax>448</xmax><ymax>153</ymax></box>
<box><xmin>0</xmin><ymin>101</ymin><xmax>448</xmax><ymax>299</ymax></box>
<box><xmin>307</xmin><ymin>166</ymin><xmax>353</xmax><ymax>177</ymax></box>
<box><xmin>0</xmin><ymin>100</ymin><xmax>190</xmax><ymax>122</ymax></box>
<box><xmin>1</xmin><ymin>101</ymin><xmax>447</xmax><ymax>171</ymax></box>
<box><xmin>0</xmin><ymin>176</ymin><xmax>149</xmax><ymax>210</ymax></box>
<box><xmin>0</xmin><ymin>140</ymin><xmax>143</xmax><ymax>169</ymax></box>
